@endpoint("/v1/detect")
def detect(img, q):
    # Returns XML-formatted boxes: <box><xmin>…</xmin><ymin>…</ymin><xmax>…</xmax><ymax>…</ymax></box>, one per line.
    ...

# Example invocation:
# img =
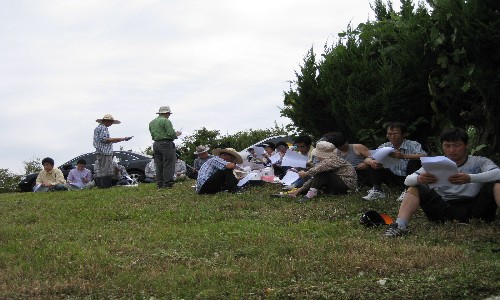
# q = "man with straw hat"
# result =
<box><xmin>93</xmin><ymin>114</ymin><xmax>132</xmax><ymax>188</ymax></box>
<box><xmin>196</xmin><ymin>148</ymin><xmax>243</xmax><ymax>194</ymax></box>
<box><xmin>189</xmin><ymin>145</ymin><xmax>212</xmax><ymax>179</ymax></box>
<box><xmin>149</xmin><ymin>106</ymin><xmax>182</xmax><ymax>189</ymax></box>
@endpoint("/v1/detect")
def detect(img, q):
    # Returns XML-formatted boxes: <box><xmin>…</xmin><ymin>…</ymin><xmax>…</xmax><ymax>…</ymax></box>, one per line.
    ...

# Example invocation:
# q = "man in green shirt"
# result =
<box><xmin>149</xmin><ymin>106</ymin><xmax>181</xmax><ymax>188</ymax></box>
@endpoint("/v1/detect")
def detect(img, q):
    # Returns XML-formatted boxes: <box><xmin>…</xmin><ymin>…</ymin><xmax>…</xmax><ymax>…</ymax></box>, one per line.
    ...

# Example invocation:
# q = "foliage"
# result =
<box><xmin>0</xmin><ymin>183</ymin><xmax>499</xmax><ymax>298</ymax></box>
<box><xmin>177</xmin><ymin>124</ymin><xmax>288</xmax><ymax>165</ymax></box>
<box><xmin>282</xmin><ymin>0</ymin><xmax>500</xmax><ymax>155</ymax></box>
<box><xmin>22</xmin><ymin>157</ymin><xmax>42</xmax><ymax>175</ymax></box>
<box><xmin>0</xmin><ymin>169</ymin><xmax>21</xmax><ymax>193</ymax></box>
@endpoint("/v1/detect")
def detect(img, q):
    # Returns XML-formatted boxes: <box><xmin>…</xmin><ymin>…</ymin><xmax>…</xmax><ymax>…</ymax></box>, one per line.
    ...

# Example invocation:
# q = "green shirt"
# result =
<box><xmin>149</xmin><ymin>116</ymin><xmax>177</xmax><ymax>141</ymax></box>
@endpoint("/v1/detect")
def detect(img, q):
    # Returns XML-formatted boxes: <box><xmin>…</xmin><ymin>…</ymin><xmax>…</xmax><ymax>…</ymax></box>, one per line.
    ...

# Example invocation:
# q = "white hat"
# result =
<box><xmin>212</xmin><ymin>148</ymin><xmax>244</xmax><ymax>164</ymax></box>
<box><xmin>96</xmin><ymin>114</ymin><xmax>121</xmax><ymax>124</ymax></box>
<box><xmin>194</xmin><ymin>145</ymin><xmax>210</xmax><ymax>154</ymax></box>
<box><xmin>312</xmin><ymin>141</ymin><xmax>335</xmax><ymax>158</ymax></box>
<box><xmin>156</xmin><ymin>106</ymin><xmax>172</xmax><ymax>114</ymax></box>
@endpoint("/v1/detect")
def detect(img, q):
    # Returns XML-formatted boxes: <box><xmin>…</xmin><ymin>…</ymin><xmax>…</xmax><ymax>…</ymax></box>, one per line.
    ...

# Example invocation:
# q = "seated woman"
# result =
<box><xmin>288</xmin><ymin>141</ymin><xmax>358</xmax><ymax>203</ymax></box>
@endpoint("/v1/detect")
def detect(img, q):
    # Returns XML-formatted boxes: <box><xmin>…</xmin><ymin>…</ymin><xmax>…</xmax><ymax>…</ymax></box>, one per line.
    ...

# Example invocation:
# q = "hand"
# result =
<box><xmin>288</xmin><ymin>190</ymin><xmax>300</xmax><ymax>197</ymax></box>
<box><xmin>369</xmin><ymin>159</ymin><xmax>383</xmax><ymax>169</ymax></box>
<box><xmin>298</xmin><ymin>170</ymin><xmax>308</xmax><ymax>178</ymax></box>
<box><xmin>417</xmin><ymin>172</ymin><xmax>438</xmax><ymax>185</ymax></box>
<box><xmin>389</xmin><ymin>150</ymin><xmax>405</xmax><ymax>159</ymax></box>
<box><xmin>123</xmin><ymin>136</ymin><xmax>133</xmax><ymax>141</ymax></box>
<box><xmin>448</xmin><ymin>173</ymin><xmax>471</xmax><ymax>184</ymax></box>
<box><xmin>356</xmin><ymin>163</ymin><xmax>369</xmax><ymax>170</ymax></box>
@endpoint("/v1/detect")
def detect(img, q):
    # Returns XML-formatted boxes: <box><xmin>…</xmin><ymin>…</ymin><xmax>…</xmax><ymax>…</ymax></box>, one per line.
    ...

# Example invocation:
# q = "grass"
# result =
<box><xmin>0</xmin><ymin>180</ymin><xmax>499</xmax><ymax>299</ymax></box>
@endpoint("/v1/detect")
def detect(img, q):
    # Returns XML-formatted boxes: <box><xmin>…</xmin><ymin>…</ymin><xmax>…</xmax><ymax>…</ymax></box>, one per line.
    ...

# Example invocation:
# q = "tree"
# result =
<box><xmin>22</xmin><ymin>157</ymin><xmax>42</xmax><ymax>175</ymax></box>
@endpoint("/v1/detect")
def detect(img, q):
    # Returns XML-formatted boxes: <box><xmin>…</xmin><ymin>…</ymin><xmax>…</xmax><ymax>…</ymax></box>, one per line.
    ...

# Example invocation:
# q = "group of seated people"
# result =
<box><xmin>34</xmin><ymin>157</ymin><xmax>136</xmax><ymax>192</ymax></box>
<box><xmin>144</xmin><ymin>151</ymin><xmax>188</xmax><ymax>183</ymax></box>
<box><xmin>190</xmin><ymin>123</ymin><xmax>500</xmax><ymax>238</ymax></box>
<box><xmin>33</xmin><ymin>123</ymin><xmax>500</xmax><ymax>238</ymax></box>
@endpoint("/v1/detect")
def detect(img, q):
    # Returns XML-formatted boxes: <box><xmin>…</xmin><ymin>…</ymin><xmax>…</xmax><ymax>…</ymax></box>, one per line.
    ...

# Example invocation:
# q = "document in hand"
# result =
<box><xmin>420</xmin><ymin>156</ymin><xmax>458</xmax><ymax>188</ymax></box>
<box><xmin>269</xmin><ymin>153</ymin><xmax>281</xmax><ymax>164</ymax></box>
<box><xmin>253</xmin><ymin>146</ymin><xmax>266</xmax><ymax>158</ymax></box>
<box><xmin>369</xmin><ymin>147</ymin><xmax>399</xmax><ymax>168</ymax></box>
<box><xmin>281</xmin><ymin>150</ymin><xmax>308</xmax><ymax>168</ymax></box>
<box><xmin>238</xmin><ymin>172</ymin><xmax>259</xmax><ymax>187</ymax></box>
<box><xmin>281</xmin><ymin>170</ymin><xmax>300</xmax><ymax>186</ymax></box>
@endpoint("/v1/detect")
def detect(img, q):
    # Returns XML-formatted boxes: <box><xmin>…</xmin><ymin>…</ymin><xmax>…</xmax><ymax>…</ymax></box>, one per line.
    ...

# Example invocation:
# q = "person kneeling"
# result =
<box><xmin>288</xmin><ymin>141</ymin><xmax>358</xmax><ymax>203</ymax></box>
<box><xmin>196</xmin><ymin>148</ymin><xmax>243</xmax><ymax>194</ymax></box>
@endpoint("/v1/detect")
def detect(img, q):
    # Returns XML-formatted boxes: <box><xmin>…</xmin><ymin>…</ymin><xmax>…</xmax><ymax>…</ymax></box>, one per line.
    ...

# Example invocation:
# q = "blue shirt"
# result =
<box><xmin>93</xmin><ymin>124</ymin><xmax>113</xmax><ymax>155</ymax></box>
<box><xmin>378</xmin><ymin>139</ymin><xmax>426</xmax><ymax>176</ymax></box>
<box><xmin>196</xmin><ymin>156</ymin><xmax>229</xmax><ymax>193</ymax></box>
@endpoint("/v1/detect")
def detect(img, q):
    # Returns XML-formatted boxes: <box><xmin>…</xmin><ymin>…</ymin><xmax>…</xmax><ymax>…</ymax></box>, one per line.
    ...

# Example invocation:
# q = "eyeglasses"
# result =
<box><xmin>386</xmin><ymin>133</ymin><xmax>401</xmax><ymax>136</ymax></box>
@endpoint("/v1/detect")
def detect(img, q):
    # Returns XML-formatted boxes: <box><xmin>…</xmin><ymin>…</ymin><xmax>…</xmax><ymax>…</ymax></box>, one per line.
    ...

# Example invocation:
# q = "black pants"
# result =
<box><xmin>153</xmin><ymin>140</ymin><xmax>176</xmax><ymax>188</ymax></box>
<box><xmin>308</xmin><ymin>171</ymin><xmax>350</xmax><ymax>195</ymax></box>
<box><xmin>368</xmin><ymin>160</ymin><xmax>421</xmax><ymax>190</ymax></box>
<box><xmin>198</xmin><ymin>169</ymin><xmax>238</xmax><ymax>194</ymax></box>
<box><xmin>418</xmin><ymin>182</ymin><xmax>498</xmax><ymax>223</ymax></box>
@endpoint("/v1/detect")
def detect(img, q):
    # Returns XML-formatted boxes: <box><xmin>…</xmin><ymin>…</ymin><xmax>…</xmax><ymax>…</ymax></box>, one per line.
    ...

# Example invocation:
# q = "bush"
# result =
<box><xmin>0</xmin><ymin>169</ymin><xmax>21</xmax><ymax>193</ymax></box>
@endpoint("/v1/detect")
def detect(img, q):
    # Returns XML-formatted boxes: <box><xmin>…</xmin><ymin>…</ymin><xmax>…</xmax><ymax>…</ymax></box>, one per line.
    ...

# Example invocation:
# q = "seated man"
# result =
<box><xmin>329</xmin><ymin>132</ymin><xmax>371</xmax><ymax>187</ymax></box>
<box><xmin>174</xmin><ymin>152</ymin><xmax>188</xmax><ymax>181</ymax></box>
<box><xmin>363</xmin><ymin>122</ymin><xmax>427</xmax><ymax>201</ymax></box>
<box><xmin>384</xmin><ymin>127</ymin><xmax>500</xmax><ymax>237</ymax></box>
<box><xmin>66</xmin><ymin>159</ymin><xmax>94</xmax><ymax>190</ymax></box>
<box><xmin>294</xmin><ymin>135</ymin><xmax>315</xmax><ymax>167</ymax></box>
<box><xmin>189</xmin><ymin>145</ymin><xmax>212</xmax><ymax>179</ymax></box>
<box><xmin>196</xmin><ymin>148</ymin><xmax>243</xmax><ymax>194</ymax></box>
<box><xmin>34</xmin><ymin>157</ymin><xmax>66</xmax><ymax>192</ymax></box>
<box><xmin>111</xmin><ymin>158</ymin><xmax>132</xmax><ymax>185</ymax></box>
<box><xmin>144</xmin><ymin>160</ymin><xmax>156</xmax><ymax>183</ymax></box>
<box><xmin>288</xmin><ymin>141</ymin><xmax>357</xmax><ymax>203</ymax></box>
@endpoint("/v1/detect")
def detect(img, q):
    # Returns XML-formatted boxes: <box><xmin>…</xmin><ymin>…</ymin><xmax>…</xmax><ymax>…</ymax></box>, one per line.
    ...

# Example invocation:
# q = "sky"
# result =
<box><xmin>0</xmin><ymin>0</ymin><xmax>373</xmax><ymax>174</ymax></box>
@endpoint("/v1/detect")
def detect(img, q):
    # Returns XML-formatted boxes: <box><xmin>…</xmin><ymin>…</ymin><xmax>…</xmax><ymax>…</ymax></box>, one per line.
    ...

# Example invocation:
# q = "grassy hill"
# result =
<box><xmin>1</xmin><ymin>180</ymin><xmax>499</xmax><ymax>299</ymax></box>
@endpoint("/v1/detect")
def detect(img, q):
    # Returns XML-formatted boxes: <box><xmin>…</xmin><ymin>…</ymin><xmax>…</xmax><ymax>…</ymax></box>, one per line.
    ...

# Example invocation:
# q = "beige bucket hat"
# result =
<box><xmin>212</xmin><ymin>148</ymin><xmax>243</xmax><ymax>164</ymax></box>
<box><xmin>194</xmin><ymin>145</ymin><xmax>210</xmax><ymax>154</ymax></box>
<box><xmin>311</xmin><ymin>141</ymin><xmax>335</xmax><ymax>158</ymax></box>
<box><xmin>96</xmin><ymin>114</ymin><xmax>121</xmax><ymax>124</ymax></box>
<box><xmin>156</xmin><ymin>106</ymin><xmax>172</xmax><ymax>114</ymax></box>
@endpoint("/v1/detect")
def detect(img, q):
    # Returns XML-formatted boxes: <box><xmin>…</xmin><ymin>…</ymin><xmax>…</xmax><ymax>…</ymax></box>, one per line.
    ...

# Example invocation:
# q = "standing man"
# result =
<box><xmin>149</xmin><ymin>106</ymin><xmax>181</xmax><ymax>189</ymax></box>
<box><xmin>363</xmin><ymin>122</ymin><xmax>427</xmax><ymax>201</ymax></box>
<box><xmin>384</xmin><ymin>127</ymin><xmax>500</xmax><ymax>237</ymax></box>
<box><xmin>93</xmin><ymin>114</ymin><xmax>132</xmax><ymax>188</ymax></box>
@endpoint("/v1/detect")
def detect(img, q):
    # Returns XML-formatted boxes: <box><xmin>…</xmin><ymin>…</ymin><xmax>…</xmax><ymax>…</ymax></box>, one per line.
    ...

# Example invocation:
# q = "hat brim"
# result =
<box><xmin>156</xmin><ymin>112</ymin><xmax>172</xmax><ymax>114</ymax></box>
<box><xmin>212</xmin><ymin>148</ymin><xmax>243</xmax><ymax>164</ymax></box>
<box><xmin>194</xmin><ymin>148</ymin><xmax>210</xmax><ymax>155</ymax></box>
<box><xmin>312</xmin><ymin>149</ymin><xmax>334</xmax><ymax>158</ymax></box>
<box><xmin>96</xmin><ymin>119</ymin><xmax>121</xmax><ymax>124</ymax></box>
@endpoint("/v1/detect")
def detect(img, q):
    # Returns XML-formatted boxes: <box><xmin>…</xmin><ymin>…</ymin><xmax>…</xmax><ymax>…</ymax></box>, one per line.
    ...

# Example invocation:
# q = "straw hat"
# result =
<box><xmin>212</xmin><ymin>148</ymin><xmax>243</xmax><ymax>164</ymax></box>
<box><xmin>96</xmin><ymin>114</ymin><xmax>121</xmax><ymax>124</ymax></box>
<box><xmin>311</xmin><ymin>141</ymin><xmax>335</xmax><ymax>158</ymax></box>
<box><xmin>194</xmin><ymin>145</ymin><xmax>210</xmax><ymax>154</ymax></box>
<box><xmin>156</xmin><ymin>106</ymin><xmax>172</xmax><ymax>114</ymax></box>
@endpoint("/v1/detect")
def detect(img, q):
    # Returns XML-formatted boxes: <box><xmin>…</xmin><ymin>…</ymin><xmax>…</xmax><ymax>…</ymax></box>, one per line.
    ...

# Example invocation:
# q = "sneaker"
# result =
<box><xmin>384</xmin><ymin>223</ymin><xmax>409</xmax><ymax>237</ymax></box>
<box><xmin>305</xmin><ymin>188</ymin><xmax>318</xmax><ymax>199</ymax></box>
<box><xmin>397</xmin><ymin>190</ymin><xmax>407</xmax><ymax>202</ymax></box>
<box><xmin>362</xmin><ymin>188</ymin><xmax>386</xmax><ymax>201</ymax></box>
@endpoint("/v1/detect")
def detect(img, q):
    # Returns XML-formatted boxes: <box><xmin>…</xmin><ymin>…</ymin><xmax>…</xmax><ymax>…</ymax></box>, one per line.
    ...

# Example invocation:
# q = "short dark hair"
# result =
<box><xmin>319</xmin><ymin>132</ymin><xmax>336</xmax><ymax>144</ymax></box>
<box><xmin>77</xmin><ymin>159</ymin><xmax>87</xmax><ymax>165</ymax></box>
<box><xmin>264</xmin><ymin>142</ymin><xmax>276</xmax><ymax>150</ymax></box>
<box><xmin>276</xmin><ymin>141</ymin><xmax>289</xmax><ymax>148</ymax></box>
<box><xmin>294</xmin><ymin>135</ymin><xmax>312</xmax><ymax>146</ymax></box>
<box><xmin>386</xmin><ymin>122</ymin><xmax>407</xmax><ymax>134</ymax></box>
<box><xmin>440</xmin><ymin>127</ymin><xmax>468</xmax><ymax>144</ymax></box>
<box><xmin>41</xmin><ymin>157</ymin><xmax>55</xmax><ymax>166</ymax></box>
<box><xmin>329</xmin><ymin>132</ymin><xmax>347</xmax><ymax>148</ymax></box>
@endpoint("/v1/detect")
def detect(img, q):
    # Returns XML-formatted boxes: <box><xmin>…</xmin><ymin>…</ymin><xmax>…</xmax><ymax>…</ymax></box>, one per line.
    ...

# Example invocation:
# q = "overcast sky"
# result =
<box><xmin>0</xmin><ymin>0</ymin><xmax>373</xmax><ymax>173</ymax></box>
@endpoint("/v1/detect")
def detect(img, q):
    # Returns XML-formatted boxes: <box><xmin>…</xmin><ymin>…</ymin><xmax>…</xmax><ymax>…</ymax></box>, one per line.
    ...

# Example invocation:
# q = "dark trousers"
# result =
<box><xmin>153</xmin><ymin>140</ymin><xmax>176</xmax><ymax>188</ymax></box>
<box><xmin>368</xmin><ymin>160</ymin><xmax>421</xmax><ymax>190</ymax></box>
<box><xmin>418</xmin><ymin>182</ymin><xmax>498</xmax><ymax>223</ymax></box>
<box><xmin>308</xmin><ymin>171</ymin><xmax>350</xmax><ymax>195</ymax></box>
<box><xmin>198</xmin><ymin>169</ymin><xmax>238</xmax><ymax>194</ymax></box>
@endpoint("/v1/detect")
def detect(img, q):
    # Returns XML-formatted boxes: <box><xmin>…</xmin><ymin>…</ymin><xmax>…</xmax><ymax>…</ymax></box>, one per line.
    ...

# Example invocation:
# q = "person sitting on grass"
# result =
<box><xmin>174</xmin><ymin>152</ymin><xmax>188</xmax><ymax>181</ymax></box>
<box><xmin>66</xmin><ymin>159</ymin><xmax>94</xmax><ymax>190</ymax></box>
<box><xmin>288</xmin><ymin>141</ymin><xmax>358</xmax><ymax>203</ymax></box>
<box><xmin>196</xmin><ymin>148</ymin><xmax>243</xmax><ymax>194</ymax></box>
<box><xmin>384</xmin><ymin>127</ymin><xmax>500</xmax><ymax>238</ymax></box>
<box><xmin>189</xmin><ymin>145</ymin><xmax>212</xmax><ymax>179</ymax></box>
<box><xmin>144</xmin><ymin>160</ymin><xmax>156</xmax><ymax>183</ymax></box>
<box><xmin>34</xmin><ymin>157</ymin><xmax>67</xmax><ymax>192</ymax></box>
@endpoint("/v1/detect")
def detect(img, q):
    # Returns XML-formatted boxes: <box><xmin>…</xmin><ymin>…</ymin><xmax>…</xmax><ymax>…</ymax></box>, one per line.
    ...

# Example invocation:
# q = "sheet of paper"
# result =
<box><xmin>369</xmin><ymin>147</ymin><xmax>399</xmax><ymax>168</ymax></box>
<box><xmin>281</xmin><ymin>150</ymin><xmax>308</xmax><ymax>168</ymax></box>
<box><xmin>238</xmin><ymin>172</ymin><xmax>259</xmax><ymax>187</ymax></box>
<box><xmin>269</xmin><ymin>153</ymin><xmax>281</xmax><ymax>164</ymax></box>
<box><xmin>420</xmin><ymin>156</ymin><xmax>458</xmax><ymax>188</ymax></box>
<box><xmin>253</xmin><ymin>146</ymin><xmax>266</xmax><ymax>158</ymax></box>
<box><xmin>33</xmin><ymin>184</ymin><xmax>42</xmax><ymax>192</ymax></box>
<box><xmin>281</xmin><ymin>171</ymin><xmax>300</xmax><ymax>186</ymax></box>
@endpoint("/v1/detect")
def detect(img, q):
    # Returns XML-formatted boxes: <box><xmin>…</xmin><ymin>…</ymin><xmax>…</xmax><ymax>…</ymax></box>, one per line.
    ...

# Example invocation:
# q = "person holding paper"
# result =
<box><xmin>149</xmin><ymin>106</ymin><xmax>182</xmax><ymax>189</ymax></box>
<box><xmin>363</xmin><ymin>122</ymin><xmax>426</xmax><ymax>201</ymax></box>
<box><xmin>34</xmin><ymin>157</ymin><xmax>67</xmax><ymax>192</ymax></box>
<box><xmin>196</xmin><ymin>148</ymin><xmax>243</xmax><ymax>194</ymax></box>
<box><xmin>385</xmin><ymin>127</ymin><xmax>500</xmax><ymax>237</ymax></box>
<box><xmin>293</xmin><ymin>135</ymin><xmax>315</xmax><ymax>166</ymax></box>
<box><xmin>66</xmin><ymin>159</ymin><xmax>94</xmax><ymax>190</ymax></box>
<box><xmin>288</xmin><ymin>141</ymin><xmax>357</xmax><ymax>203</ymax></box>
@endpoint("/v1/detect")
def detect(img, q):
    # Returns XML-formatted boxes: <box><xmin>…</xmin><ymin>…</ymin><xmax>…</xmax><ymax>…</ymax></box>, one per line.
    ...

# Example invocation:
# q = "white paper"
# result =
<box><xmin>253</xmin><ymin>146</ymin><xmax>266</xmax><ymax>158</ymax></box>
<box><xmin>237</xmin><ymin>172</ymin><xmax>259</xmax><ymax>187</ymax></box>
<box><xmin>281</xmin><ymin>171</ymin><xmax>300</xmax><ymax>186</ymax></box>
<box><xmin>33</xmin><ymin>184</ymin><xmax>42</xmax><ymax>192</ymax></box>
<box><xmin>369</xmin><ymin>147</ymin><xmax>399</xmax><ymax>168</ymax></box>
<box><xmin>281</xmin><ymin>150</ymin><xmax>308</xmax><ymax>168</ymax></box>
<box><xmin>269</xmin><ymin>153</ymin><xmax>281</xmax><ymax>164</ymax></box>
<box><xmin>420</xmin><ymin>156</ymin><xmax>458</xmax><ymax>188</ymax></box>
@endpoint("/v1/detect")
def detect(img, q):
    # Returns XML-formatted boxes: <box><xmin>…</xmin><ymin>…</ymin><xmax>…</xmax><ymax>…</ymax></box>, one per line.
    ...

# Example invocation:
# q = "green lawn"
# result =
<box><xmin>1</xmin><ymin>180</ymin><xmax>499</xmax><ymax>299</ymax></box>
